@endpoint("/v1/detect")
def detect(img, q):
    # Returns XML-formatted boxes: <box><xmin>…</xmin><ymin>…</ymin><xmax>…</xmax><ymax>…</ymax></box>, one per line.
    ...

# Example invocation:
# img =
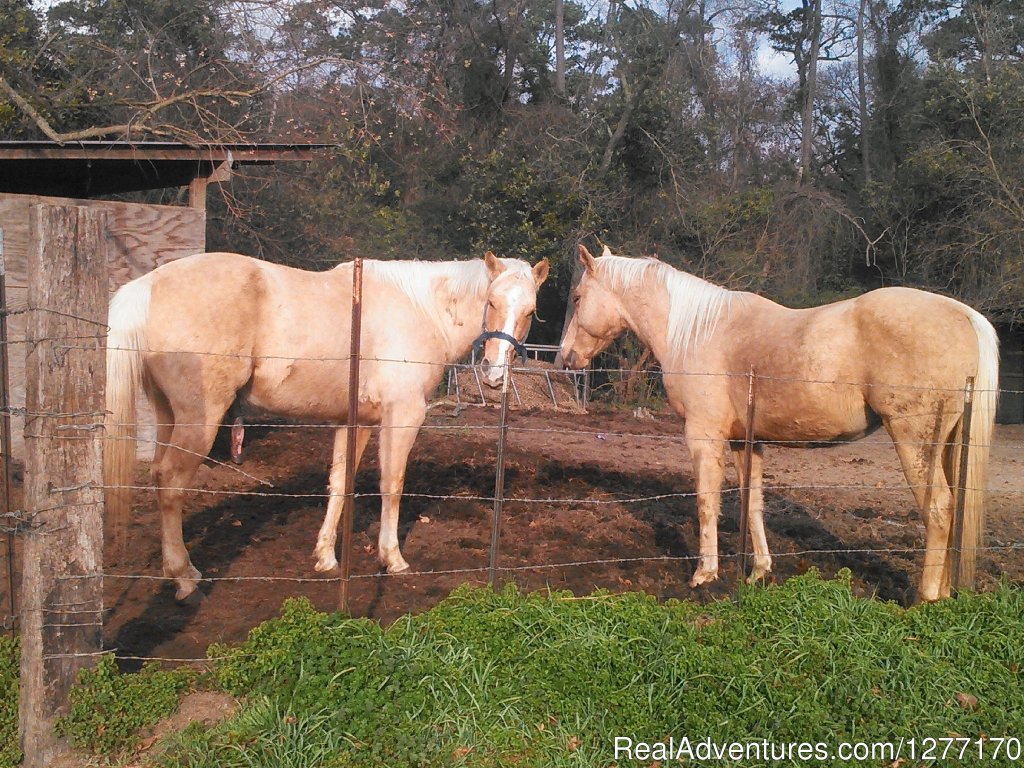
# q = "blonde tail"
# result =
<box><xmin>105</xmin><ymin>279</ymin><xmax>150</xmax><ymax>554</ymax></box>
<box><xmin>956</xmin><ymin>311</ymin><xmax>999</xmax><ymax>586</ymax></box>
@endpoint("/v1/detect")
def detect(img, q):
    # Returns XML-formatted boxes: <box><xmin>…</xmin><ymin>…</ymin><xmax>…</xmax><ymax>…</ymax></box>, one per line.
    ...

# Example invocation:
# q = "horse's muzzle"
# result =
<box><xmin>480</xmin><ymin>359</ymin><xmax>505</xmax><ymax>388</ymax></box>
<box><xmin>562</xmin><ymin>349</ymin><xmax>583</xmax><ymax>369</ymax></box>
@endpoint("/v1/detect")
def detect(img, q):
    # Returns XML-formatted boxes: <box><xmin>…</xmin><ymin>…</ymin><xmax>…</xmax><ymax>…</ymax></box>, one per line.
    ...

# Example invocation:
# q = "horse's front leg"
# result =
<box><xmin>377</xmin><ymin>402</ymin><xmax>427</xmax><ymax>574</ymax></box>
<box><xmin>688</xmin><ymin>434</ymin><xmax>728</xmax><ymax>587</ymax></box>
<box><xmin>731</xmin><ymin>442</ymin><xmax>772</xmax><ymax>583</ymax></box>
<box><xmin>313</xmin><ymin>425</ymin><xmax>372</xmax><ymax>572</ymax></box>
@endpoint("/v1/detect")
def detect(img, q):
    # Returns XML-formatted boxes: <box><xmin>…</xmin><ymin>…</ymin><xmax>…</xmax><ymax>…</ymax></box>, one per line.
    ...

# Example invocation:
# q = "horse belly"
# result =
<box><xmin>244</xmin><ymin>358</ymin><xmax>382</xmax><ymax>423</ymax></box>
<box><xmin>756</xmin><ymin>387</ymin><xmax>879</xmax><ymax>445</ymax></box>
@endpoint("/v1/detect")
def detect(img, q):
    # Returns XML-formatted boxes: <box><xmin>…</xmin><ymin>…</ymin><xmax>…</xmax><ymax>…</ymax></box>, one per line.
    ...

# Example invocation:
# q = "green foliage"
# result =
<box><xmin>457</xmin><ymin>144</ymin><xmax>590</xmax><ymax>266</ymax></box>
<box><xmin>118</xmin><ymin>576</ymin><xmax>1024</xmax><ymax>768</ymax></box>
<box><xmin>860</xmin><ymin>60</ymin><xmax>1024</xmax><ymax>318</ymax></box>
<box><xmin>0</xmin><ymin>635</ymin><xmax>20</xmax><ymax>768</ymax></box>
<box><xmin>56</xmin><ymin>654</ymin><xmax>194</xmax><ymax>756</ymax></box>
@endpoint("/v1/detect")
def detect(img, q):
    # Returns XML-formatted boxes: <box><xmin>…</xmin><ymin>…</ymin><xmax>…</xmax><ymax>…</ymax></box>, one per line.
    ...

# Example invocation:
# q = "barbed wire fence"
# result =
<box><xmin>11</xmin><ymin>341</ymin><xmax>1022</xmax><ymax>650</ymax></box>
<box><xmin>3</xmin><ymin>203</ymin><xmax>1022</xmax><ymax>762</ymax></box>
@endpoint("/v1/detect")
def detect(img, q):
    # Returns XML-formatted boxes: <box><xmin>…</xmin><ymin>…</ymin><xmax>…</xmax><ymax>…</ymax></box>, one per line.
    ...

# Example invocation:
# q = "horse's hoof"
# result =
<box><xmin>176</xmin><ymin>585</ymin><xmax>204</xmax><ymax>604</ymax></box>
<box><xmin>747</xmin><ymin>565</ymin><xmax>772</xmax><ymax>584</ymax></box>
<box><xmin>314</xmin><ymin>555</ymin><xmax>339</xmax><ymax>573</ymax></box>
<box><xmin>386</xmin><ymin>560</ymin><xmax>410</xmax><ymax>575</ymax></box>
<box><xmin>169</xmin><ymin>564</ymin><xmax>202</xmax><ymax>601</ymax></box>
<box><xmin>689</xmin><ymin>568</ymin><xmax>719</xmax><ymax>587</ymax></box>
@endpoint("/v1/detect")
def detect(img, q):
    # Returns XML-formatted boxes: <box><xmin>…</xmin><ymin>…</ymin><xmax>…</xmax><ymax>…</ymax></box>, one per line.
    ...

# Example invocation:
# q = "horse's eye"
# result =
<box><xmin>572</xmin><ymin>294</ymin><xmax>580</xmax><ymax>305</ymax></box>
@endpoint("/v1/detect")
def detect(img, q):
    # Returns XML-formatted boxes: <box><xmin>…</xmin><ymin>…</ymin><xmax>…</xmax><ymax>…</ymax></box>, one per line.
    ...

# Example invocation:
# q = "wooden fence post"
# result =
<box><xmin>18</xmin><ymin>205</ymin><xmax>107</xmax><ymax>767</ymax></box>
<box><xmin>0</xmin><ymin>236</ymin><xmax>17</xmax><ymax>635</ymax></box>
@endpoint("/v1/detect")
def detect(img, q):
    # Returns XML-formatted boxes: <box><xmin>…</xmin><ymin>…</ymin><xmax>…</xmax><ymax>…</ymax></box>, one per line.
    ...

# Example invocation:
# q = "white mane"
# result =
<box><xmin>596</xmin><ymin>254</ymin><xmax>733</xmax><ymax>359</ymax></box>
<box><xmin>347</xmin><ymin>258</ymin><xmax>532</xmax><ymax>346</ymax></box>
<box><xmin>364</xmin><ymin>258</ymin><xmax>488</xmax><ymax>313</ymax></box>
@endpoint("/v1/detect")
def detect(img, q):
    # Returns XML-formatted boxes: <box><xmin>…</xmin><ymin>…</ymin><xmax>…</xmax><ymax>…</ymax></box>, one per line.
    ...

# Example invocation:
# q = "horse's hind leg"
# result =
<box><xmin>147</xmin><ymin>384</ymin><xmax>173</xmax><ymax>469</ymax></box>
<box><xmin>885</xmin><ymin>410</ymin><xmax>957</xmax><ymax>602</ymax></box>
<box><xmin>732</xmin><ymin>443</ymin><xmax>771</xmax><ymax>583</ymax></box>
<box><xmin>152</xmin><ymin>415</ymin><xmax>224</xmax><ymax>600</ymax></box>
<box><xmin>313</xmin><ymin>425</ymin><xmax>372</xmax><ymax>572</ymax></box>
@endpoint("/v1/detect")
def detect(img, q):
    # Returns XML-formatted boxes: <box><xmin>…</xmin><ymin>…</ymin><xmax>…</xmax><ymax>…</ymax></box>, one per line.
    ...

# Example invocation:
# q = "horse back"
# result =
<box><xmin>136</xmin><ymin>252</ymin><xmax>349</xmax><ymax>420</ymax></box>
<box><xmin>851</xmin><ymin>287</ymin><xmax>987</xmax><ymax>391</ymax></box>
<box><xmin>144</xmin><ymin>252</ymin><xmax>272</xmax><ymax>355</ymax></box>
<box><xmin>728</xmin><ymin>287</ymin><xmax>984</xmax><ymax>388</ymax></box>
<box><xmin>693</xmin><ymin>287</ymin><xmax>989</xmax><ymax>442</ymax></box>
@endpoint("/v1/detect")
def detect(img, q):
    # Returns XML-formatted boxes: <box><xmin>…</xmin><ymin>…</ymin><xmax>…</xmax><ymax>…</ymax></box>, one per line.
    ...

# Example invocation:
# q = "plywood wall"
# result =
<box><xmin>1</xmin><ymin>194</ymin><xmax>206</xmax><ymax>461</ymax></box>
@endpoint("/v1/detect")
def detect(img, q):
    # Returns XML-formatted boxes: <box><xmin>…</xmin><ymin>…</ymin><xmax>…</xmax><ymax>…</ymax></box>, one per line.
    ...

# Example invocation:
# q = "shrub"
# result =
<box><xmin>56</xmin><ymin>654</ymin><xmax>193</xmax><ymax>755</ymax></box>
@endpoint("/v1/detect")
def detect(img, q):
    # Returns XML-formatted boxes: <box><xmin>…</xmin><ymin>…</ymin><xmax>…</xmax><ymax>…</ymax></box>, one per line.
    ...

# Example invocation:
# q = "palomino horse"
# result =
<box><xmin>560</xmin><ymin>245</ymin><xmax>998</xmax><ymax>601</ymax></box>
<box><xmin>106</xmin><ymin>251</ymin><xmax>549</xmax><ymax>600</ymax></box>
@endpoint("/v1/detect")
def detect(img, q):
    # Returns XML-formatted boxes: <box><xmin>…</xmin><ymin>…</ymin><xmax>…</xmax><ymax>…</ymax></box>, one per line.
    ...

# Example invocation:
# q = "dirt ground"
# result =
<box><xmin>98</xmin><ymin>403</ymin><xmax>1023</xmax><ymax>668</ymax></box>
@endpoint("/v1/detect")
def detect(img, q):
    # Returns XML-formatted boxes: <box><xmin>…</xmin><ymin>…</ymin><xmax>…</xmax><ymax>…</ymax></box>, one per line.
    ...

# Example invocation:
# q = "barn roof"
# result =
<box><xmin>0</xmin><ymin>140</ymin><xmax>328</xmax><ymax>197</ymax></box>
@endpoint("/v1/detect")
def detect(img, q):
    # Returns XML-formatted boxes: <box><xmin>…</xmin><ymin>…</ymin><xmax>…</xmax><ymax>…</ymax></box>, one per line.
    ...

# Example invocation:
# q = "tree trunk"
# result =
<box><xmin>555</xmin><ymin>0</ymin><xmax>566</xmax><ymax>96</ymax></box>
<box><xmin>857</xmin><ymin>0</ymin><xmax>871</xmax><ymax>184</ymax></box>
<box><xmin>799</xmin><ymin>0</ymin><xmax>822</xmax><ymax>184</ymax></box>
<box><xmin>598</xmin><ymin>77</ymin><xmax>650</xmax><ymax>178</ymax></box>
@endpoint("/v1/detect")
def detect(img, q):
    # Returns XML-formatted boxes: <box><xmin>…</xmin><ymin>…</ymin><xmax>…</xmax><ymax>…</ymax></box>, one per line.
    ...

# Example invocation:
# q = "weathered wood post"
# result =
<box><xmin>18</xmin><ymin>205</ymin><xmax>107</xmax><ymax>767</ymax></box>
<box><xmin>0</xmin><ymin>239</ymin><xmax>16</xmax><ymax>635</ymax></box>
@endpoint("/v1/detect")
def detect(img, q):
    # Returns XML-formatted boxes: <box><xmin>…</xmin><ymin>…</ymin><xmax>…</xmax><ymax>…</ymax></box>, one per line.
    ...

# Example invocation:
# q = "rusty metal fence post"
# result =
<box><xmin>488</xmin><ymin>361</ymin><xmax>512</xmax><ymax>590</ymax></box>
<box><xmin>338</xmin><ymin>258</ymin><xmax>363</xmax><ymax>614</ymax></box>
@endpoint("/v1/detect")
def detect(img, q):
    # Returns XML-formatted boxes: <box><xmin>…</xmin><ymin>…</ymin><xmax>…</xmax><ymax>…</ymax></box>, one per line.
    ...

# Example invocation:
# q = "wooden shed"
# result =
<box><xmin>0</xmin><ymin>141</ymin><xmax>322</xmax><ymax>460</ymax></box>
<box><xmin>995</xmin><ymin>324</ymin><xmax>1024</xmax><ymax>424</ymax></box>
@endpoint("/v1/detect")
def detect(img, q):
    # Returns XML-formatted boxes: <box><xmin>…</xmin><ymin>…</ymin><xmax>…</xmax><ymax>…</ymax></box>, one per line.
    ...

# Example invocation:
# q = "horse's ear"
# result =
<box><xmin>601</xmin><ymin>245</ymin><xmax>613</xmax><ymax>258</ymax></box>
<box><xmin>532</xmin><ymin>258</ymin><xmax>550</xmax><ymax>286</ymax></box>
<box><xmin>577</xmin><ymin>244</ymin><xmax>597</xmax><ymax>273</ymax></box>
<box><xmin>484</xmin><ymin>250</ymin><xmax>506</xmax><ymax>279</ymax></box>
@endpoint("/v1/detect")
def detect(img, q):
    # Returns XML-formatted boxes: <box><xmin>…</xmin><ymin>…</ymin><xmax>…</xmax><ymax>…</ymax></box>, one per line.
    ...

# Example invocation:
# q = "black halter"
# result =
<box><xmin>473</xmin><ymin>330</ymin><xmax>527</xmax><ymax>361</ymax></box>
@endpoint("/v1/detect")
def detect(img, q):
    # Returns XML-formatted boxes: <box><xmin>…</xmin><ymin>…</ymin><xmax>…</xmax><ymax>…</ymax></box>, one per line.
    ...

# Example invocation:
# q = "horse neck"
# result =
<box><xmin>415</xmin><ymin>260</ymin><xmax>491</xmax><ymax>361</ymax></box>
<box><xmin>617</xmin><ymin>281</ymin><xmax>677</xmax><ymax>366</ymax></box>
<box><xmin>444</xmin><ymin>285</ymin><xmax>491</xmax><ymax>360</ymax></box>
<box><xmin>613</xmin><ymin>264</ymin><xmax>730</xmax><ymax>370</ymax></box>
<box><xmin>347</xmin><ymin>259</ymin><xmax>489</xmax><ymax>362</ymax></box>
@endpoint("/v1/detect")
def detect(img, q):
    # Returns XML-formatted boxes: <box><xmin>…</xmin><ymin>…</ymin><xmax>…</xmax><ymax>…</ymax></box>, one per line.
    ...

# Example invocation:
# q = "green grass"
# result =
<box><xmin>13</xmin><ymin>571</ymin><xmax>1024</xmax><ymax>767</ymax></box>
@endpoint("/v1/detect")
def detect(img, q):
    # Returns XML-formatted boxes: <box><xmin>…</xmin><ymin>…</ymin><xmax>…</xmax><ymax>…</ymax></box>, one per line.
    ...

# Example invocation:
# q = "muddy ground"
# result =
<box><xmin>96</xmin><ymin>404</ymin><xmax>1023</xmax><ymax>667</ymax></box>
